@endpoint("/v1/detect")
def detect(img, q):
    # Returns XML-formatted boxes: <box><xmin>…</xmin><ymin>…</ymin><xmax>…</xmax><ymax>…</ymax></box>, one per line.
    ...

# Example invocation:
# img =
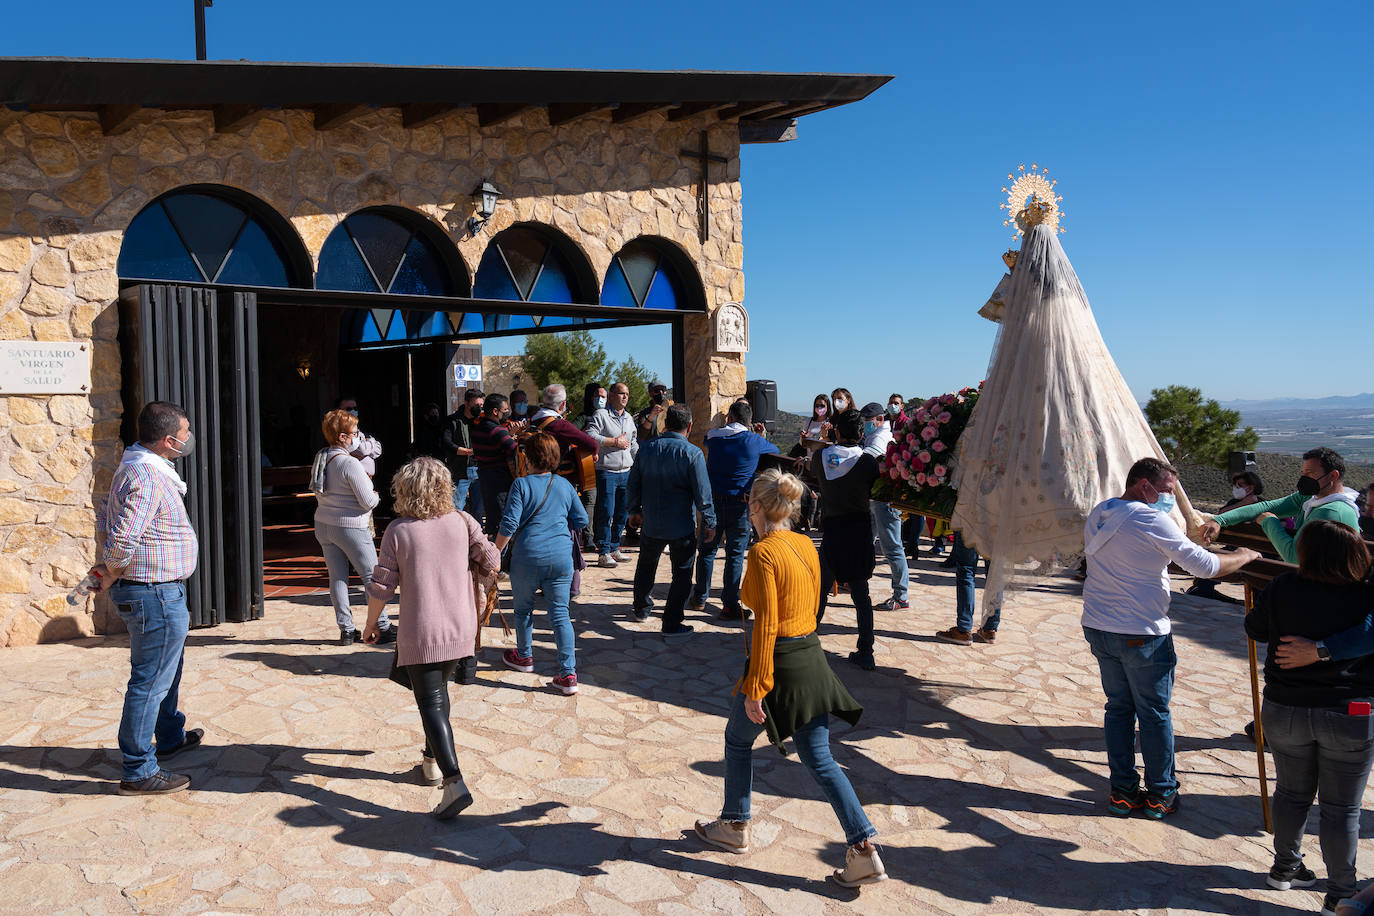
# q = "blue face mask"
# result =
<box><xmin>1152</xmin><ymin>492</ymin><xmax>1177</xmax><ymax>515</ymax></box>
<box><xmin>864</xmin><ymin>421</ymin><xmax>878</xmax><ymax>437</ymax></box>
<box><xmin>596</xmin><ymin>397</ymin><xmax>607</xmax><ymax>410</ymax></box>
<box><xmin>513</xmin><ymin>402</ymin><xmax>527</xmax><ymax>416</ymax></box>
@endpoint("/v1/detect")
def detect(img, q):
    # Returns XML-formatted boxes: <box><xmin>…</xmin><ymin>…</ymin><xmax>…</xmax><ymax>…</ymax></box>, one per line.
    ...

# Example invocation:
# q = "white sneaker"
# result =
<box><xmin>598</xmin><ymin>554</ymin><xmax>617</xmax><ymax>568</ymax></box>
<box><xmin>611</xmin><ymin>549</ymin><xmax>629</xmax><ymax>562</ymax></box>
<box><xmin>830</xmin><ymin>842</ymin><xmax>888</xmax><ymax>887</ymax></box>
<box><xmin>420</xmin><ymin>753</ymin><xmax>442</xmax><ymax>786</ymax></box>
<box><xmin>694</xmin><ymin>818</ymin><xmax>750</xmax><ymax>853</ymax></box>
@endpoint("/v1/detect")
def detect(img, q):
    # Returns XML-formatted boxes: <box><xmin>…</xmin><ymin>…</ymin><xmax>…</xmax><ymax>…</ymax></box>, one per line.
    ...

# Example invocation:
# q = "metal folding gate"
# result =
<box><xmin>118</xmin><ymin>285</ymin><xmax>263</xmax><ymax>627</ymax></box>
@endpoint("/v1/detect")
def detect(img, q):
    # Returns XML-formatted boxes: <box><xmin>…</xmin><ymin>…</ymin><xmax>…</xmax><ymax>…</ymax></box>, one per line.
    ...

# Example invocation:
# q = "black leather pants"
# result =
<box><xmin>408</xmin><ymin>659</ymin><xmax>463</xmax><ymax>779</ymax></box>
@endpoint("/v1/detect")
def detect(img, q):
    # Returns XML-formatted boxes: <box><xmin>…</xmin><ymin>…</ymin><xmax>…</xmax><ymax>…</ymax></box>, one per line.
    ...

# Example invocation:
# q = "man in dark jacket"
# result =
<box><xmin>689</xmin><ymin>400</ymin><xmax>778</xmax><ymax>620</ymax></box>
<box><xmin>442</xmin><ymin>388</ymin><xmax>484</xmax><ymax>515</ymax></box>
<box><xmin>628</xmin><ymin>404</ymin><xmax>715</xmax><ymax>638</ymax></box>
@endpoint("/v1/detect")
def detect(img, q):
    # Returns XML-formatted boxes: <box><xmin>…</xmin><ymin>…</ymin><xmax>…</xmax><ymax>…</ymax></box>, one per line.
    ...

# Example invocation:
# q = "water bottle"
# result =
<box><xmin>66</xmin><ymin>570</ymin><xmax>103</xmax><ymax>605</ymax></box>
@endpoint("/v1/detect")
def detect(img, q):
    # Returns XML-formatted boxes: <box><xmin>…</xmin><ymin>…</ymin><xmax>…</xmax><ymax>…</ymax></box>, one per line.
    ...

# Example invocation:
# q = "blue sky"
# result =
<box><xmin>7</xmin><ymin>1</ymin><xmax>1370</xmax><ymax>412</ymax></box>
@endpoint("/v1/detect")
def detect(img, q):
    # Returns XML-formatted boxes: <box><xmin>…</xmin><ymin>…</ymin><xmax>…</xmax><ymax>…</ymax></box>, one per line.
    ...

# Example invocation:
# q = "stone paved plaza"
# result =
<box><xmin>0</xmin><ymin>544</ymin><xmax>1363</xmax><ymax>915</ymax></box>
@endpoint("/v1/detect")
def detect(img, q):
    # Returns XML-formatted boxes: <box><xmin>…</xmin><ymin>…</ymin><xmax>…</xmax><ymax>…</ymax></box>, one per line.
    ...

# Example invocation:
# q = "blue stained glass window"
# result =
<box><xmin>642</xmin><ymin>268</ymin><xmax>681</xmax><ymax>310</ymax></box>
<box><xmin>530</xmin><ymin>250</ymin><xmax>575</xmax><ymax>304</ymax></box>
<box><xmin>118</xmin><ymin>190</ymin><xmax>298</xmax><ymax>286</ymax></box>
<box><xmin>475</xmin><ymin>227</ymin><xmax>582</xmax><ymax>306</ymax></box>
<box><xmin>317</xmin><ymin>230</ymin><xmax>379</xmax><ymax>292</ymax></box>
<box><xmin>457</xmin><ymin>313</ymin><xmax>485</xmax><ymax>333</ymax></box>
<box><xmin>408</xmin><ymin>311</ymin><xmax>453</xmax><ymax>338</ymax></box>
<box><xmin>600</xmin><ymin>261</ymin><xmax>638</xmax><ymax>310</ymax></box>
<box><xmin>474</xmin><ymin>245</ymin><xmax>524</xmax><ymax>301</ymax></box>
<box><xmin>390</xmin><ymin>236</ymin><xmax>453</xmax><ymax>296</ymax></box>
<box><xmin>602</xmin><ymin>240</ymin><xmax>686</xmax><ymax>310</ymax></box>
<box><xmin>118</xmin><ymin>203</ymin><xmax>202</xmax><ymax>282</ymax></box>
<box><xmin>216</xmin><ymin>219</ymin><xmax>291</xmax><ymax>287</ymax></box>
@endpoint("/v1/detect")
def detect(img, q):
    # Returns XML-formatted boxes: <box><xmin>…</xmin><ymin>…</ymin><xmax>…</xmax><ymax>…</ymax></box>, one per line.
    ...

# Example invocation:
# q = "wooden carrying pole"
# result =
<box><xmin>1245</xmin><ymin>580</ymin><xmax>1272</xmax><ymax>833</ymax></box>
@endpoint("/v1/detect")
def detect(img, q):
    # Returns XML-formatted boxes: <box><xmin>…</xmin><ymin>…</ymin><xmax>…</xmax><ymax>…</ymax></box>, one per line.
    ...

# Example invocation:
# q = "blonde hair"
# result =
<box><xmin>391</xmin><ymin>457</ymin><xmax>454</xmax><ymax>520</ymax></box>
<box><xmin>322</xmin><ymin>408</ymin><xmax>358</xmax><ymax>444</ymax></box>
<box><xmin>750</xmin><ymin>468</ymin><xmax>804</xmax><ymax>534</ymax></box>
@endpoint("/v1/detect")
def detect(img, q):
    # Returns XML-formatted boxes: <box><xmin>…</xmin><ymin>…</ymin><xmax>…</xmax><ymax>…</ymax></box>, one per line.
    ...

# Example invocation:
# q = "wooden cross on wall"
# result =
<box><xmin>680</xmin><ymin>131</ymin><xmax>729</xmax><ymax>243</ymax></box>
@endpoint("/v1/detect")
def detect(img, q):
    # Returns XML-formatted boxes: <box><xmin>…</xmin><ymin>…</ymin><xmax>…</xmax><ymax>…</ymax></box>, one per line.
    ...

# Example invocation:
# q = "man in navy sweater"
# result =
<box><xmin>689</xmin><ymin>401</ymin><xmax>779</xmax><ymax>620</ymax></box>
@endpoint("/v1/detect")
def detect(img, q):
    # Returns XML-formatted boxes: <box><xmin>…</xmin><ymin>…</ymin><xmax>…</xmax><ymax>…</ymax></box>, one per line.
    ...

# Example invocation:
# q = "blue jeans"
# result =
<box><xmin>1083</xmin><ymin>627</ymin><xmax>1177</xmax><ymax>794</ymax></box>
<box><xmin>314</xmin><ymin>521</ymin><xmax>383</xmax><ymax>633</ymax></box>
<box><xmin>453</xmin><ymin>464</ymin><xmax>480</xmax><ymax>515</ymax></box>
<box><xmin>111</xmin><ymin>581</ymin><xmax>190</xmax><ymax>781</ymax></box>
<box><xmin>953</xmin><ymin>532</ymin><xmax>1000</xmax><ymax>632</ymax></box>
<box><xmin>594</xmin><ymin>469</ymin><xmax>630</xmax><ymax>554</ymax></box>
<box><xmin>509</xmin><ymin>557</ymin><xmax>576</xmax><ymax>676</ymax></box>
<box><xmin>720</xmin><ymin>687</ymin><xmax>876</xmax><ymax>847</ymax></box>
<box><xmin>1263</xmin><ymin>699</ymin><xmax>1374</xmax><ymax>898</ymax></box>
<box><xmin>870</xmin><ymin>501</ymin><xmax>908</xmax><ymax>603</ymax></box>
<box><xmin>693</xmin><ymin>497</ymin><xmax>750</xmax><ymax>611</ymax></box>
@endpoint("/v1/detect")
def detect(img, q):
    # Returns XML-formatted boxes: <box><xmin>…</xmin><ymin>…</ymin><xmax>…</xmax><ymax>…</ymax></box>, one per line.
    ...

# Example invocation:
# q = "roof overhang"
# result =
<box><xmin>0</xmin><ymin>57</ymin><xmax>891</xmax><ymax>141</ymax></box>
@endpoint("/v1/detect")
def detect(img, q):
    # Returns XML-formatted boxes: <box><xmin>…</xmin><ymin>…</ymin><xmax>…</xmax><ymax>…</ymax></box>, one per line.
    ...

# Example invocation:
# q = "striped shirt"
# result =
<box><xmin>96</xmin><ymin>451</ymin><xmax>199</xmax><ymax>583</ymax></box>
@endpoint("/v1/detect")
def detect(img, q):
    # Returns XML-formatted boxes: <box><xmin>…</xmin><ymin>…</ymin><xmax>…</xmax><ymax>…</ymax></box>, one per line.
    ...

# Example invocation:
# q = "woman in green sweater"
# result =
<box><xmin>1203</xmin><ymin>448</ymin><xmax>1359</xmax><ymax>563</ymax></box>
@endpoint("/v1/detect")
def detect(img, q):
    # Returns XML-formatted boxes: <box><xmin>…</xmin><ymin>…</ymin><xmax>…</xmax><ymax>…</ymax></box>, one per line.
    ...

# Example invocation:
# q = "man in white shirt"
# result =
<box><xmin>1082</xmin><ymin>457</ymin><xmax>1258</xmax><ymax>820</ymax></box>
<box><xmin>586</xmin><ymin>382</ymin><xmax>638</xmax><ymax>567</ymax></box>
<box><xmin>859</xmin><ymin>402</ymin><xmax>908</xmax><ymax>610</ymax></box>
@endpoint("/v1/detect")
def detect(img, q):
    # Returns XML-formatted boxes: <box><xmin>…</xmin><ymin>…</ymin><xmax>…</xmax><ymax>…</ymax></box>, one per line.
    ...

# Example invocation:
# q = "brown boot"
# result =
<box><xmin>935</xmin><ymin>627</ymin><xmax>972</xmax><ymax>646</ymax></box>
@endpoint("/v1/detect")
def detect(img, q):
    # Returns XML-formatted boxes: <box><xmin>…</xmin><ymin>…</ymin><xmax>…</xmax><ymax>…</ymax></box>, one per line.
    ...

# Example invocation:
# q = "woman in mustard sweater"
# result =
<box><xmin>694</xmin><ymin>468</ymin><xmax>887</xmax><ymax>887</ymax></box>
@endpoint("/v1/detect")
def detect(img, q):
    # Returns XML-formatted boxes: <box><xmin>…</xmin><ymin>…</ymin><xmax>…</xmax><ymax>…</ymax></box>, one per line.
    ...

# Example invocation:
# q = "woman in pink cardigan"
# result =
<box><xmin>363</xmin><ymin>457</ymin><xmax>500</xmax><ymax>819</ymax></box>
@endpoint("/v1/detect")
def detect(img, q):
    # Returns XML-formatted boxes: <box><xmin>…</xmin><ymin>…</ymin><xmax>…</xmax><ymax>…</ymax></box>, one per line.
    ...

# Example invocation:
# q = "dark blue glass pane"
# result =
<box><xmin>216</xmin><ymin>218</ymin><xmax>290</xmax><ymax>287</ymax></box>
<box><xmin>163</xmin><ymin>193</ymin><xmax>247</xmax><ymax>282</ymax></box>
<box><xmin>600</xmin><ymin>260</ymin><xmax>638</xmax><ymax>309</ymax></box>
<box><xmin>317</xmin><ymin>227</ymin><xmax>381</xmax><ymax>292</ymax></box>
<box><xmin>383</xmin><ymin>310</ymin><xmax>407</xmax><ymax>341</ymax></box>
<box><xmin>389</xmin><ymin>236</ymin><xmax>453</xmax><ymax>296</ymax></box>
<box><xmin>530</xmin><ymin>251</ymin><xmax>574</xmax><ymax>304</ymax></box>
<box><xmin>352</xmin><ymin>311</ymin><xmax>383</xmax><ymax>344</ymax></box>
<box><xmin>408</xmin><ymin>311</ymin><xmax>451</xmax><ymax>339</ymax></box>
<box><xmin>474</xmin><ymin>245</ymin><xmax>524</xmax><ymax>301</ymax></box>
<box><xmin>617</xmin><ymin>246</ymin><xmax>658</xmax><ymax>307</ymax></box>
<box><xmin>540</xmin><ymin>316</ymin><xmax>577</xmax><ymax>328</ymax></box>
<box><xmin>346</xmin><ymin>212</ymin><xmax>412</xmax><ymax>290</ymax></box>
<box><xmin>497</xmin><ymin>230</ymin><xmax>548</xmax><ymax>300</ymax></box>
<box><xmin>118</xmin><ymin>203</ymin><xmax>204</xmax><ymax>282</ymax></box>
<box><xmin>643</xmin><ymin>267</ymin><xmax>681</xmax><ymax>310</ymax></box>
<box><xmin>458</xmin><ymin>313</ymin><xmax>484</xmax><ymax>333</ymax></box>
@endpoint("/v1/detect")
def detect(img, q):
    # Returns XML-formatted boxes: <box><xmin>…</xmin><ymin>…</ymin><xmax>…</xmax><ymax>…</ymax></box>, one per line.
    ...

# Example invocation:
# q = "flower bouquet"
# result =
<box><xmin>871</xmin><ymin>384</ymin><xmax>982</xmax><ymax>520</ymax></box>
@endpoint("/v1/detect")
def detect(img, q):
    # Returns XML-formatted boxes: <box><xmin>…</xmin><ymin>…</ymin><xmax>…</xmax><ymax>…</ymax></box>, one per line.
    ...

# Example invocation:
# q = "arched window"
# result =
<box><xmin>318</xmin><ymin>208</ymin><xmax>472</xmax><ymax>346</ymax></box>
<box><xmin>473</xmin><ymin>224</ymin><xmax>594</xmax><ymax>332</ymax></box>
<box><xmin>602</xmin><ymin>238</ymin><xmax>693</xmax><ymax>311</ymax></box>
<box><xmin>118</xmin><ymin>188</ymin><xmax>306</xmax><ymax>287</ymax></box>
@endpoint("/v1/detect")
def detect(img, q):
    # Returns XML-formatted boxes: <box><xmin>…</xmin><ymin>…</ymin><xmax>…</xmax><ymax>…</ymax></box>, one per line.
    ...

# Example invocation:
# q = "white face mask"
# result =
<box><xmin>833</xmin><ymin>398</ymin><xmax>848</xmax><ymax>411</ymax></box>
<box><xmin>1232</xmin><ymin>485</ymin><xmax>1249</xmax><ymax>500</ymax></box>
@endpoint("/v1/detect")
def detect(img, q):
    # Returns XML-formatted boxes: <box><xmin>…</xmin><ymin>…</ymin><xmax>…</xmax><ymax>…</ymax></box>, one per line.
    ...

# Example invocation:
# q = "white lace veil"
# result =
<box><xmin>950</xmin><ymin>223</ymin><xmax>1197</xmax><ymax>620</ymax></box>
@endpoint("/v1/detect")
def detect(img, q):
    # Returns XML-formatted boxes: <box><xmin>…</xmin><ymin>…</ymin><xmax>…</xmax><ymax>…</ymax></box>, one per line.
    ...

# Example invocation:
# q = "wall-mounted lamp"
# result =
<box><xmin>295</xmin><ymin>356</ymin><xmax>311</xmax><ymax>380</ymax></box>
<box><xmin>469</xmin><ymin>179</ymin><xmax>501</xmax><ymax>235</ymax></box>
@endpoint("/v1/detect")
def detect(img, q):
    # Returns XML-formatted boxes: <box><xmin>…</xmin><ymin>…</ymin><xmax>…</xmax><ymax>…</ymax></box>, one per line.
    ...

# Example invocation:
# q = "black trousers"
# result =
<box><xmin>633</xmin><ymin>534</ymin><xmax>696</xmax><ymax>630</ymax></box>
<box><xmin>407</xmin><ymin>659</ymin><xmax>463</xmax><ymax>779</ymax></box>
<box><xmin>816</xmin><ymin>512</ymin><xmax>876</xmax><ymax>656</ymax></box>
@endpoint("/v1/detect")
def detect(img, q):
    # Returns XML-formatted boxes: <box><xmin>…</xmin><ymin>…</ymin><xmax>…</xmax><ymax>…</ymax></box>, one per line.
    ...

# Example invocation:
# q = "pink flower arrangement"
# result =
<box><xmin>932</xmin><ymin>441</ymin><xmax>947</xmax><ymax>453</ymax></box>
<box><xmin>871</xmin><ymin>383</ymin><xmax>983</xmax><ymax>517</ymax></box>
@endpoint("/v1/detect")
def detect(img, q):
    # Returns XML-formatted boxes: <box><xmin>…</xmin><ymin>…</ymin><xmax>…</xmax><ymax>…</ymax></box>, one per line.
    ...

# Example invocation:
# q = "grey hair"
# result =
<box><xmin>541</xmin><ymin>383</ymin><xmax>567</xmax><ymax>409</ymax></box>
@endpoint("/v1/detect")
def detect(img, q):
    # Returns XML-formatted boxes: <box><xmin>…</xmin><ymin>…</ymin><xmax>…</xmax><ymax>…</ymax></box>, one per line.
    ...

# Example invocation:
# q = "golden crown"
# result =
<box><xmin>1000</xmin><ymin>163</ymin><xmax>1065</xmax><ymax>237</ymax></box>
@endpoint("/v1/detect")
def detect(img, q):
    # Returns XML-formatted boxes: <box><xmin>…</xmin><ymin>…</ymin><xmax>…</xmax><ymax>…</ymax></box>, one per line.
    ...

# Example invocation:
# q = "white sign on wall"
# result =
<box><xmin>452</xmin><ymin>363</ymin><xmax>482</xmax><ymax>385</ymax></box>
<box><xmin>0</xmin><ymin>341</ymin><xmax>91</xmax><ymax>394</ymax></box>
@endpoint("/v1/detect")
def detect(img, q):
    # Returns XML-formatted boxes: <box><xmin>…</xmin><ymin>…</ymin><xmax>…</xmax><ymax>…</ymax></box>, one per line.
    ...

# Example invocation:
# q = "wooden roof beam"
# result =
<box><xmin>476</xmin><ymin>102</ymin><xmax>533</xmax><ymax>128</ymax></box>
<box><xmin>213</xmin><ymin>103</ymin><xmax>264</xmax><ymax>133</ymax></box>
<box><xmin>739</xmin><ymin>118</ymin><xmax>798</xmax><ymax>144</ymax></box>
<box><xmin>313</xmin><ymin>103</ymin><xmax>371</xmax><ymax>130</ymax></box>
<box><xmin>402</xmin><ymin>103</ymin><xmax>463</xmax><ymax>129</ymax></box>
<box><xmin>753</xmin><ymin>100</ymin><xmax>832</xmax><ymax>120</ymax></box>
<box><xmin>611</xmin><ymin>102</ymin><xmax>676</xmax><ymax>124</ymax></box>
<box><xmin>667</xmin><ymin>101</ymin><xmax>735</xmax><ymax>122</ymax></box>
<box><xmin>546</xmin><ymin>101</ymin><xmax>616</xmax><ymax>126</ymax></box>
<box><xmin>716</xmin><ymin>101</ymin><xmax>782</xmax><ymax>121</ymax></box>
<box><xmin>97</xmin><ymin>104</ymin><xmax>142</xmax><ymax>135</ymax></box>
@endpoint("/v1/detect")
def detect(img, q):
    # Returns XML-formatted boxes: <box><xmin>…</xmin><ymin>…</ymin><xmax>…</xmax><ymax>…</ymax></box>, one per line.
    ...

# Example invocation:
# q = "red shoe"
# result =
<box><xmin>502</xmin><ymin>649</ymin><xmax>533</xmax><ymax>673</ymax></box>
<box><xmin>550</xmin><ymin>674</ymin><xmax>578</xmax><ymax>695</ymax></box>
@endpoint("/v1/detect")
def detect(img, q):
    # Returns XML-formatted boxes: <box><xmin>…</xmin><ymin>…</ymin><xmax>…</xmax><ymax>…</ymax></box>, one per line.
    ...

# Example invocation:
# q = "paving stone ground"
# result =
<box><xmin>0</xmin><ymin>542</ymin><xmax>1363</xmax><ymax>914</ymax></box>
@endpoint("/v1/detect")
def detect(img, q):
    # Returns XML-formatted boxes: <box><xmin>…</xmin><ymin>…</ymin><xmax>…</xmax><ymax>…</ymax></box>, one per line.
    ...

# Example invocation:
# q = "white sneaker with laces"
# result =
<box><xmin>611</xmin><ymin>549</ymin><xmax>629</xmax><ymax>562</ymax></box>
<box><xmin>598</xmin><ymin>554</ymin><xmax>617</xmax><ymax>568</ymax></box>
<box><xmin>694</xmin><ymin>818</ymin><xmax>750</xmax><ymax>853</ymax></box>
<box><xmin>830</xmin><ymin>842</ymin><xmax>888</xmax><ymax>887</ymax></box>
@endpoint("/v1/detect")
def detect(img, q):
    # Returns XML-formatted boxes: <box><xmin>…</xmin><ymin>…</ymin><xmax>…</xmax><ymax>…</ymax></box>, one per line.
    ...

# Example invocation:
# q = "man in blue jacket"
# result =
<box><xmin>689</xmin><ymin>400</ymin><xmax>778</xmax><ymax>620</ymax></box>
<box><xmin>628</xmin><ymin>403</ymin><xmax>716</xmax><ymax>637</ymax></box>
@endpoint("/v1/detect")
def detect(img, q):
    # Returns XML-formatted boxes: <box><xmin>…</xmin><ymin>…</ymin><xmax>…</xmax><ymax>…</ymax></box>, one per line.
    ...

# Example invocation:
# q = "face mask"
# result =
<box><xmin>1297</xmin><ymin>473</ymin><xmax>1325</xmax><ymax>497</ymax></box>
<box><xmin>1150</xmin><ymin>491</ymin><xmax>1176</xmax><ymax>515</ymax></box>
<box><xmin>887</xmin><ymin>404</ymin><xmax>901</xmax><ymax>416</ymax></box>
<box><xmin>169</xmin><ymin>430</ymin><xmax>195</xmax><ymax>458</ymax></box>
<box><xmin>651</xmin><ymin>390</ymin><xmax>666</xmax><ymax>404</ymax></box>
<box><xmin>833</xmin><ymin>398</ymin><xmax>848</xmax><ymax>411</ymax></box>
<box><xmin>595</xmin><ymin>397</ymin><xmax>607</xmax><ymax>410</ymax></box>
<box><xmin>815</xmin><ymin>405</ymin><xmax>827</xmax><ymax>417</ymax></box>
<box><xmin>1231</xmin><ymin>485</ymin><xmax>1249</xmax><ymax>500</ymax></box>
<box><xmin>513</xmin><ymin>402</ymin><xmax>527</xmax><ymax>416</ymax></box>
<box><xmin>864</xmin><ymin>421</ymin><xmax>878</xmax><ymax>437</ymax></box>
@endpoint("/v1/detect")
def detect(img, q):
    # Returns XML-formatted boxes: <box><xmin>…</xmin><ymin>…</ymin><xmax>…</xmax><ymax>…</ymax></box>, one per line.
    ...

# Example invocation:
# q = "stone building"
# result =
<box><xmin>0</xmin><ymin>57</ymin><xmax>888</xmax><ymax>644</ymax></box>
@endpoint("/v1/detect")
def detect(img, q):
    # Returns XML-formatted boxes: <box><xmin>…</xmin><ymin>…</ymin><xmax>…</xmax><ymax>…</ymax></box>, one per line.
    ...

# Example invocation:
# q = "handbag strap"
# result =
<box><xmin>502</xmin><ymin>473</ymin><xmax>556</xmax><ymax>555</ymax></box>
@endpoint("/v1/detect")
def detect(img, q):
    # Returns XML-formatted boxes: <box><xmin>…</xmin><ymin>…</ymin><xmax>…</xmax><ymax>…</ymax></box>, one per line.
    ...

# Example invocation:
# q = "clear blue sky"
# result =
<box><xmin>8</xmin><ymin>1</ymin><xmax>1370</xmax><ymax>412</ymax></box>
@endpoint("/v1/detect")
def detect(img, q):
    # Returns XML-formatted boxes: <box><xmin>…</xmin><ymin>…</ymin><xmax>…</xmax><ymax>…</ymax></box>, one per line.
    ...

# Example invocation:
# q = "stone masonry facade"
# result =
<box><xmin>0</xmin><ymin>106</ymin><xmax>747</xmax><ymax>646</ymax></box>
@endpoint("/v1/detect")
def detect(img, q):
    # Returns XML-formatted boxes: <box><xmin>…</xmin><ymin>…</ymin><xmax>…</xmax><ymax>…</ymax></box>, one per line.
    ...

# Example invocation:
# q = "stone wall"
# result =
<box><xmin>0</xmin><ymin>106</ymin><xmax>746</xmax><ymax>645</ymax></box>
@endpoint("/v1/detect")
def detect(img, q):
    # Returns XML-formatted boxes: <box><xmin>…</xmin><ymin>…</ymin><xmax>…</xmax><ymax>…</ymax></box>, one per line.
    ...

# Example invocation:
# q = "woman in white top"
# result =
<box><xmin>313</xmin><ymin>409</ymin><xmax>396</xmax><ymax>647</ymax></box>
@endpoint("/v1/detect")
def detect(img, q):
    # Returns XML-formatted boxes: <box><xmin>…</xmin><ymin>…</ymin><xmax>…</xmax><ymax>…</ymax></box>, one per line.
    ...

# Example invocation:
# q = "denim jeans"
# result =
<box><xmin>111</xmin><ymin>581</ymin><xmax>190</xmax><ymax>781</ymax></box>
<box><xmin>720</xmin><ymin>687</ymin><xmax>876</xmax><ymax>847</ymax></box>
<box><xmin>594</xmin><ymin>469</ymin><xmax>630</xmax><ymax>554</ymax></box>
<box><xmin>315</xmin><ymin>521</ymin><xmax>382</xmax><ymax>633</ymax></box>
<box><xmin>453</xmin><ymin>464</ymin><xmax>480</xmax><ymax>514</ymax></box>
<box><xmin>1083</xmin><ymin>627</ymin><xmax>1177</xmax><ymax>794</ymax></box>
<box><xmin>510</xmin><ymin>557</ymin><xmax>576</xmax><ymax>676</ymax></box>
<box><xmin>953</xmin><ymin>532</ymin><xmax>1000</xmax><ymax>632</ymax></box>
<box><xmin>1262</xmin><ymin>698</ymin><xmax>1374</xmax><ymax>898</ymax></box>
<box><xmin>869</xmin><ymin>501</ymin><xmax>908</xmax><ymax>603</ymax></box>
<box><xmin>633</xmin><ymin>534</ymin><xmax>696</xmax><ymax>629</ymax></box>
<box><xmin>693</xmin><ymin>497</ymin><xmax>750</xmax><ymax>611</ymax></box>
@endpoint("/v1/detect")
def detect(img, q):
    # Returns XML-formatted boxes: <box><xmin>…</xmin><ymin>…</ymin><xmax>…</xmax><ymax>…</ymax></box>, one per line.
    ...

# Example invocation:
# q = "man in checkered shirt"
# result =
<box><xmin>90</xmin><ymin>401</ymin><xmax>203</xmax><ymax>796</ymax></box>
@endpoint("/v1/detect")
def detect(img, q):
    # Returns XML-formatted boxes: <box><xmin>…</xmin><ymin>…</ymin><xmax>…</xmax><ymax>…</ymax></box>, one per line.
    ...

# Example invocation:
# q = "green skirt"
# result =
<box><xmin>753</xmin><ymin>633</ymin><xmax>863</xmax><ymax>755</ymax></box>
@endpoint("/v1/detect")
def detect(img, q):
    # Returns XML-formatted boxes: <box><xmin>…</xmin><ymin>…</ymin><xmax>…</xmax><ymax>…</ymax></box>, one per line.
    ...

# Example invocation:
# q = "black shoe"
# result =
<box><xmin>156</xmin><ymin>727</ymin><xmax>204</xmax><ymax>761</ymax></box>
<box><xmin>376</xmin><ymin>626</ymin><xmax>398</xmax><ymax>645</ymax></box>
<box><xmin>1266</xmin><ymin>862</ymin><xmax>1317</xmax><ymax>890</ymax></box>
<box><xmin>662</xmin><ymin>624</ymin><xmax>695</xmax><ymax>639</ymax></box>
<box><xmin>1243</xmin><ymin>720</ymin><xmax>1268</xmax><ymax>748</ymax></box>
<box><xmin>1107</xmin><ymin>787</ymin><xmax>1146</xmax><ymax>816</ymax></box>
<box><xmin>717</xmin><ymin>605</ymin><xmax>750</xmax><ymax>621</ymax></box>
<box><xmin>1142</xmin><ymin>787</ymin><xmax>1179</xmax><ymax>820</ymax></box>
<box><xmin>686</xmin><ymin>598</ymin><xmax>706</xmax><ymax>612</ymax></box>
<box><xmin>118</xmin><ymin>769</ymin><xmax>190</xmax><ymax>796</ymax></box>
<box><xmin>339</xmin><ymin>629</ymin><xmax>357</xmax><ymax>646</ymax></box>
<box><xmin>633</xmin><ymin>607</ymin><xmax>651</xmax><ymax>622</ymax></box>
<box><xmin>939</xmin><ymin>555</ymin><xmax>956</xmax><ymax>568</ymax></box>
<box><xmin>1322</xmin><ymin>893</ymin><xmax>1349</xmax><ymax>915</ymax></box>
<box><xmin>848</xmin><ymin>651</ymin><xmax>876</xmax><ymax>671</ymax></box>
